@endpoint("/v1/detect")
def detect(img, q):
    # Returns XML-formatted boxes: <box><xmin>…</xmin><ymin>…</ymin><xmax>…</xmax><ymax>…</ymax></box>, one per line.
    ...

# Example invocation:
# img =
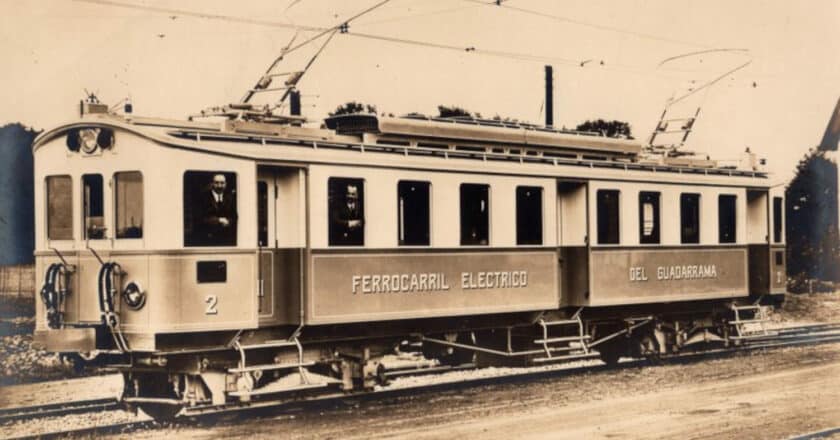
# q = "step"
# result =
<box><xmin>534</xmin><ymin>335</ymin><xmax>591</xmax><ymax>344</ymax></box>
<box><xmin>731</xmin><ymin>318</ymin><xmax>771</xmax><ymax>324</ymax></box>
<box><xmin>237</xmin><ymin>340</ymin><xmax>298</xmax><ymax>351</ymax></box>
<box><xmin>228</xmin><ymin>382</ymin><xmax>328</xmax><ymax>397</ymax></box>
<box><xmin>732</xmin><ymin>304</ymin><xmax>762</xmax><ymax>310</ymax></box>
<box><xmin>228</xmin><ymin>361</ymin><xmax>315</xmax><ymax>374</ymax></box>
<box><xmin>532</xmin><ymin>352</ymin><xmax>597</xmax><ymax>363</ymax></box>
<box><xmin>541</xmin><ymin>319</ymin><xmax>583</xmax><ymax>327</ymax></box>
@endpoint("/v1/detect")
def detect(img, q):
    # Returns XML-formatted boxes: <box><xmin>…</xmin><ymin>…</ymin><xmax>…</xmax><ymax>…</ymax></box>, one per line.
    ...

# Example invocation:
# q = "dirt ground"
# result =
<box><xmin>773</xmin><ymin>290</ymin><xmax>840</xmax><ymax>323</ymax></box>
<box><xmin>117</xmin><ymin>341</ymin><xmax>840</xmax><ymax>440</ymax></box>
<box><xmin>0</xmin><ymin>297</ymin><xmax>82</xmax><ymax>385</ymax></box>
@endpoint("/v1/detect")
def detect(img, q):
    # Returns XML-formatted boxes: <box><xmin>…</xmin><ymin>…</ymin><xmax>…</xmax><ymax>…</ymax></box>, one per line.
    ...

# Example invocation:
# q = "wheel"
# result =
<box><xmin>638</xmin><ymin>334</ymin><xmax>662</xmax><ymax>365</ymax></box>
<box><xmin>125</xmin><ymin>373</ymin><xmax>184</xmax><ymax>421</ymax></box>
<box><xmin>597</xmin><ymin>341</ymin><xmax>623</xmax><ymax>366</ymax></box>
<box><xmin>138</xmin><ymin>403</ymin><xmax>183</xmax><ymax>421</ymax></box>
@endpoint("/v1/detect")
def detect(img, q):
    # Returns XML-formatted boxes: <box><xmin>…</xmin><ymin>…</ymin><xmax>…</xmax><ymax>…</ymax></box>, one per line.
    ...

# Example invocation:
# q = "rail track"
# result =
<box><xmin>4</xmin><ymin>321</ymin><xmax>840</xmax><ymax>439</ymax></box>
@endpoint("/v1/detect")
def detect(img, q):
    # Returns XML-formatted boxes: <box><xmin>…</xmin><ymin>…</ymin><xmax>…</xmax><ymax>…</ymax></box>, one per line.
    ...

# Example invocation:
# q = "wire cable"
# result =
<box><xmin>74</xmin><ymin>0</ymin><xmax>326</xmax><ymax>32</ymax></box>
<box><xmin>72</xmin><ymin>0</ymin><xmax>732</xmax><ymax>80</ymax></box>
<box><xmin>463</xmin><ymin>0</ymin><xmax>713</xmax><ymax>49</ymax></box>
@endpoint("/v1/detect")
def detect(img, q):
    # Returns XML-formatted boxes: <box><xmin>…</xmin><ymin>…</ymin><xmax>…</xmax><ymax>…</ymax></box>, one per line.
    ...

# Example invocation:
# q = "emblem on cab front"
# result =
<box><xmin>66</xmin><ymin>127</ymin><xmax>115</xmax><ymax>154</ymax></box>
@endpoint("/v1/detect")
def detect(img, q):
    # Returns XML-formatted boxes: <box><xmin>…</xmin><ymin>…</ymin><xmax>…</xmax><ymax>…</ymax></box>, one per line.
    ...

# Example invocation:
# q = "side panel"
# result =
<box><xmin>307</xmin><ymin>250</ymin><xmax>558</xmax><ymax>324</ymax></box>
<box><xmin>560</xmin><ymin>246</ymin><xmax>589</xmax><ymax>306</ymax></box>
<box><xmin>118</xmin><ymin>252</ymin><xmax>259</xmax><ymax>333</ymax></box>
<box><xmin>748</xmin><ymin>244</ymin><xmax>770</xmax><ymax>296</ymax></box>
<box><xmin>770</xmin><ymin>245</ymin><xmax>786</xmax><ymax>294</ymax></box>
<box><xmin>259</xmin><ymin>248</ymin><xmax>303</xmax><ymax>326</ymax></box>
<box><xmin>588</xmin><ymin>247</ymin><xmax>748</xmax><ymax>306</ymax></box>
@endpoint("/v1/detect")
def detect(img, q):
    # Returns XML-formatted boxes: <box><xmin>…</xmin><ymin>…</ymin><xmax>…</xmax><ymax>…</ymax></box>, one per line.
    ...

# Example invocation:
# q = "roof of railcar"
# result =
<box><xmin>33</xmin><ymin>112</ymin><xmax>772</xmax><ymax>188</ymax></box>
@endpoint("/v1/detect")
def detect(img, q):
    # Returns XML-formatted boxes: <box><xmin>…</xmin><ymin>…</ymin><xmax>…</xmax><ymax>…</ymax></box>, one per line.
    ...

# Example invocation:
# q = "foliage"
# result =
<box><xmin>0</xmin><ymin>123</ymin><xmax>40</xmax><ymax>265</ymax></box>
<box><xmin>575</xmin><ymin>119</ymin><xmax>633</xmax><ymax>139</ymax></box>
<box><xmin>329</xmin><ymin>101</ymin><xmax>377</xmax><ymax>117</ymax></box>
<box><xmin>437</xmin><ymin>105</ymin><xmax>473</xmax><ymax>119</ymax></box>
<box><xmin>785</xmin><ymin>149</ymin><xmax>840</xmax><ymax>283</ymax></box>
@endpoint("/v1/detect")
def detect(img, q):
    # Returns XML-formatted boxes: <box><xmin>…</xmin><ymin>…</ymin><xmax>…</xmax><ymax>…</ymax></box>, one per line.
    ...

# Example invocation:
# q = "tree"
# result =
<box><xmin>785</xmin><ymin>148</ymin><xmax>840</xmax><ymax>288</ymax></box>
<box><xmin>329</xmin><ymin>101</ymin><xmax>377</xmax><ymax>117</ymax></box>
<box><xmin>437</xmin><ymin>105</ymin><xmax>473</xmax><ymax>118</ymax></box>
<box><xmin>0</xmin><ymin>123</ymin><xmax>40</xmax><ymax>265</ymax></box>
<box><xmin>575</xmin><ymin>119</ymin><xmax>633</xmax><ymax>139</ymax></box>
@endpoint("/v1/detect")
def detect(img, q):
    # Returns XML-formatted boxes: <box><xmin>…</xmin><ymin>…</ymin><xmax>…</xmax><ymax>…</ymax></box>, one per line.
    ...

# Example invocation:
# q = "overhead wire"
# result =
<box><xmin>72</xmin><ymin>0</ymin><xmax>746</xmax><ymax>84</ymax></box>
<box><xmin>462</xmin><ymin>0</ymin><xmax>714</xmax><ymax>49</ymax></box>
<box><xmin>74</xmin><ymin>0</ymin><xmax>325</xmax><ymax>32</ymax></box>
<box><xmin>354</xmin><ymin>3</ymin><xmax>482</xmax><ymax>27</ymax></box>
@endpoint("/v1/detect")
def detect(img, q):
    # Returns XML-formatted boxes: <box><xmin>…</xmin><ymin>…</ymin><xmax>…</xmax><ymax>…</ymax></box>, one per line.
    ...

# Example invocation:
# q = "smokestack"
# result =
<box><xmin>544</xmin><ymin>65</ymin><xmax>553</xmax><ymax>127</ymax></box>
<box><xmin>290</xmin><ymin>90</ymin><xmax>301</xmax><ymax>116</ymax></box>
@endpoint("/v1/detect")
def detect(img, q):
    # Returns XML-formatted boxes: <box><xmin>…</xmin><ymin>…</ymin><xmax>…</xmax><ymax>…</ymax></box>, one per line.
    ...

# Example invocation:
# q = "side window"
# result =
<box><xmin>46</xmin><ymin>176</ymin><xmax>73</xmax><ymax>240</ymax></box>
<box><xmin>718</xmin><ymin>195</ymin><xmax>737</xmax><ymax>244</ymax></box>
<box><xmin>773</xmin><ymin>196</ymin><xmax>783</xmax><ymax>243</ymax></box>
<box><xmin>258</xmin><ymin>181</ymin><xmax>268</xmax><ymax>247</ymax></box>
<box><xmin>329</xmin><ymin>178</ymin><xmax>365</xmax><ymax>246</ymax></box>
<box><xmin>597</xmin><ymin>190</ymin><xmax>620</xmax><ymax>245</ymax></box>
<box><xmin>516</xmin><ymin>186</ymin><xmax>543</xmax><ymax>245</ymax></box>
<box><xmin>638</xmin><ymin>191</ymin><xmax>660</xmax><ymax>244</ymax></box>
<box><xmin>680</xmin><ymin>193</ymin><xmax>701</xmax><ymax>244</ymax></box>
<box><xmin>398</xmin><ymin>180</ymin><xmax>430</xmax><ymax>246</ymax></box>
<box><xmin>460</xmin><ymin>184</ymin><xmax>489</xmax><ymax>245</ymax></box>
<box><xmin>114</xmin><ymin>172</ymin><xmax>143</xmax><ymax>239</ymax></box>
<box><xmin>82</xmin><ymin>174</ymin><xmax>105</xmax><ymax>239</ymax></box>
<box><xmin>183</xmin><ymin>171</ymin><xmax>238</xmax><ymax>247</ymax></box>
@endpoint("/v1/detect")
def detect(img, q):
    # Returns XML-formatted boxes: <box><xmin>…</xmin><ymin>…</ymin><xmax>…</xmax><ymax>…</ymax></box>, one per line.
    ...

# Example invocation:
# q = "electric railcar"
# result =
<box><xmin>32</xmin><ymin>101</ymin><xmax>786</xmax><ymax>418</ymax></box>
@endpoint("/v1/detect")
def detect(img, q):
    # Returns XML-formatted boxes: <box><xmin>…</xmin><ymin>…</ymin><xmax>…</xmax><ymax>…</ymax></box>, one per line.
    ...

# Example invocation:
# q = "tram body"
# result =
<box><xmin>31</xmin><ymin>107</ymin><xmax>786</xmax><ymax>415</ymax></box>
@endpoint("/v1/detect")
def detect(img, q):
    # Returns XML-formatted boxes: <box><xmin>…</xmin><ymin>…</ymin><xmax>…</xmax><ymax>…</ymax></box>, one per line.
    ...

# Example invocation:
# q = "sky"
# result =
<box><xmin>1</xmin><ymin>0</ymin><xmax>838</xmax><ymax>184</ymax></box>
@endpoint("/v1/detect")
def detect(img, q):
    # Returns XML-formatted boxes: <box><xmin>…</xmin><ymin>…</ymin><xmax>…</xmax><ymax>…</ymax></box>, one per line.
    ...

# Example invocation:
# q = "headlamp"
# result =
<box><xmin>122</xmin><ymin>281</ymin><xmax>146</xmax><ymax>310</ymax></box>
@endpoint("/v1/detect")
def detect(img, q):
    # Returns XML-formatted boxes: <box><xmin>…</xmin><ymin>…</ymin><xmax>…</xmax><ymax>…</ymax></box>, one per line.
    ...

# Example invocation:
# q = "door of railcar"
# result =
<box><xmin>256</xmin><ymin>166</ymin><xmax>306</xmax><ymax>326</ymax></box>
<box><xmin>557</xmin><ymin>180</ymin><xmax>589</xmax><ymax>306</ymax></box>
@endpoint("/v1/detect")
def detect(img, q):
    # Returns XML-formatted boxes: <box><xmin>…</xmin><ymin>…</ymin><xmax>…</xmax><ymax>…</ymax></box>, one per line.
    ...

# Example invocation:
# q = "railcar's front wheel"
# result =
<box><xmin>123</xmin><ymin>372</ymin><xmax>185</xmax><ymax>421</ymax></box>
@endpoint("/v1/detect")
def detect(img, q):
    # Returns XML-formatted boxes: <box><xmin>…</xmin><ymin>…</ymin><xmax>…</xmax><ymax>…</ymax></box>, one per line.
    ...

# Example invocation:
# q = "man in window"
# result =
<box><xmin>199</xmin><ymin>174</ymin><xmax>237</xmax><ymax>246</ymax></box>
<box><xmin>330</xmin><ymin>183</ymin><xmax>364</xmax><ymax>245</ymax></box>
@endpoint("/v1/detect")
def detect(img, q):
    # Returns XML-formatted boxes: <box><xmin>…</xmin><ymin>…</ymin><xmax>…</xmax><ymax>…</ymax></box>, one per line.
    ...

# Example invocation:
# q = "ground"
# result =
<box><xmin>0</xmin><ymin>297</ymin><xmax>80</xmax><ymax>385</ymax></box>
<box><xmin>116</xmin><ymin>341</ymin><xmax>840</xmax><ymax>440</ymax></box>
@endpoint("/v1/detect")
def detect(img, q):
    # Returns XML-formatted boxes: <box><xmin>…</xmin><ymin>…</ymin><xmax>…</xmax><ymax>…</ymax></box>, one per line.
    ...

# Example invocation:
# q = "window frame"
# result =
<box><xmin>459</xmin><ymin>183</ymin><xmax>490</xmax><ymax>246</ymax></box>
<box><xmin>638</xmin><ymin>191</ymin><xmax>661</xmax><ymax>245</ymax></box>
<box><xmin>328</xmin><ymin>177</ymin><xmax>366</xmax><ymax>247</ymax></box>
<box><xmin>46</xmin><ymin>175</ymin><xmax>73</xmax><ymax>241</ymax></box>
<box><xmin>182</xmin><ymin>170</ymin><xmax>240</xmax><ymax>247</ymax></box>
<box><xmin>680</xmin><ymin>193</ymin><xmax>701</xmax><ymax>244</ymax></box>
<box><xmin>113</xmin><ymin>171</ymin><xmax>144</xmax><ymax>240</ymax></box>
<box><xmin>257</xmin><ymin>180</ymin><xmax>269</xmax><ymax>247</ymax></box>
<box><xmin>516</xmin><ymin>185</ymin><xmax>543</xmax><ymax>246</ymax></box>
<box><xmin>81</xmin><ymin>173</ymin><xmax>106</xmax><ymax>240</ymax></box>
<box><xmin>718</xmin><ymin>194</ymin><xmax>737</xmax><ymax>244</ymax></box>
<box><xmin>773</xmin><ymin>196</ymin><xmax>784</xmax><ymax>243</ymax></box>
<box><xmin>397</xmin><ymin>180</ymin><xmax>431</xmax><ymax>247</ymax></box>
<box><xmin>596</xmin><ymin>189</ymin><xmax>620</xmax><ymax>245</ymax></box>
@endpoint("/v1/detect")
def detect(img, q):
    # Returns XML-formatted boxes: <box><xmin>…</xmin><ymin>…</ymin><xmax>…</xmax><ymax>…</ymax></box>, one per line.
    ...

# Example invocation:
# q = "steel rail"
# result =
<box><xmin>0</xmin><ymin>398</ymin><xmax>120</xmax><ymax>424</ymax></box>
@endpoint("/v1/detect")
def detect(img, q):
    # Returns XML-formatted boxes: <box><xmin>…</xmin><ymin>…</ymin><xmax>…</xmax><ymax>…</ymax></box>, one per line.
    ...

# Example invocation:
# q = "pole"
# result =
<box><xmin>544</xmin><ymin>65</ymin><xmax>554</xmax><ymax>127</ymax></box>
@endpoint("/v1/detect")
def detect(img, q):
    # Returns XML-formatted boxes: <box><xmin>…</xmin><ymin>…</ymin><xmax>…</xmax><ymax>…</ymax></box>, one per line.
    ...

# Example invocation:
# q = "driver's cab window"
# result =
<box><xmin>82</xmin><ymin>174</ymin><xmax>105</xmax><ymax>239</ymax></box>
<box><xmin>184</xmin><ymin>171</ymin><xmax>238</xmax><ymax>247</ymax></box>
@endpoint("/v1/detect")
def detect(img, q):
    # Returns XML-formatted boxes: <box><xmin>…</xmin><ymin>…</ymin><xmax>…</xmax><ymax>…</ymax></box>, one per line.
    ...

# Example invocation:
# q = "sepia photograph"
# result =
<box><xmin>0</xmin><ymin>1</ymin><xmax>839</xmax><ymax>438</ymax></box>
